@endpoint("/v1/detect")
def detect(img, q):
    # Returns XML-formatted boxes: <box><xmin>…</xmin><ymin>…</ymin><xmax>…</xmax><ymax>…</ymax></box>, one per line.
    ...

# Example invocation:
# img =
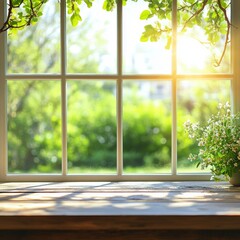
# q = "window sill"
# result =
<box><xmin>0</xmin><ymin>181</ymin><xmax>240</xmax><ymax>232</ymax></box>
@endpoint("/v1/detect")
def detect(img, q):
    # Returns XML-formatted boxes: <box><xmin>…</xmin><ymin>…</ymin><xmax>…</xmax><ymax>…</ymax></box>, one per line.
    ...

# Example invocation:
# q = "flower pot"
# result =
<box><xmin>229</xmin><ymin>172</ymin><xmax>240</xmax><ymax>186</ymax></box>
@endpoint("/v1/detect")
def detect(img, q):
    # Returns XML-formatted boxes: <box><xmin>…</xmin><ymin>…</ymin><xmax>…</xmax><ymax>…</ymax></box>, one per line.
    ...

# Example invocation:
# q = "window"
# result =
<box><xmin>0</xmin><ymin>0</ymin><xmax>239</xmax><ymax>181</ymax></box>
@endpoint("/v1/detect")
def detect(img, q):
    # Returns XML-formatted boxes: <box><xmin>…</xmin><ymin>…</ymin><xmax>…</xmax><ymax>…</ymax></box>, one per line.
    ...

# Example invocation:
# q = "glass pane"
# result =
<box><xmin>67</xmin><ymin>80</ymin><xmax>116</xmax><ymax>174</ymax></box>
<box><xmin>177</xmin><ymin>80</ymin><xmax>231</xmax><ymax>173</ymax></box>
<box><xmin>177</xmin><ymin>0</ymin><xmax>231</xmax><ymax>74</ymax></box>
<box><xmin>67</xmin><ymin>1</ymin><xmax>117</xmax><ymax>74</ymax></box>
<box><xmin>123</xmin><ymin>1</ymin><xmax>172</xmax><ymax>74</ymax></box>
<box><xmin>8</xmin><ymin>81</ymin><xmax>62</xmax><ymax>173</ymax></box>
<box><xmin>7</xmin><ymin>0</ymin><xmax>60</xmax><ymax>74</ymax></box>
<box><xmin>123</xmin><ymin>81</ymin><xmax>172</xmax><ymax>174</ymax></box>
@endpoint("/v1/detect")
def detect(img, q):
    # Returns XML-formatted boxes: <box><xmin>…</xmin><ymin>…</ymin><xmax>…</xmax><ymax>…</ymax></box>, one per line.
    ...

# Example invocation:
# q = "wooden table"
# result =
<box><xmin>0</xmin><ymin>181</ymin><xmax>240</xmax><ymax>239</ymax></box>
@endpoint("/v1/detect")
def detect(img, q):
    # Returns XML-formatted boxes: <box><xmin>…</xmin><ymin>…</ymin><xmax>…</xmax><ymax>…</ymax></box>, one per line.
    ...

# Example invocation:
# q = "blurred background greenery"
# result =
<box><xmin>6</xmin><ymin>0</ymin><xmax>231</xmax><ymax>174</ymax></box>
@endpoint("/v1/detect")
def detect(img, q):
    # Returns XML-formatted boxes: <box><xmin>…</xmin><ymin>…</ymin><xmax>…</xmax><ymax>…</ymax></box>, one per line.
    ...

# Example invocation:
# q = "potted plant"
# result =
<box><xmin>184</xmin><ymin>102</ymin><xmax>240</xmax><ymax>186</ymax></box>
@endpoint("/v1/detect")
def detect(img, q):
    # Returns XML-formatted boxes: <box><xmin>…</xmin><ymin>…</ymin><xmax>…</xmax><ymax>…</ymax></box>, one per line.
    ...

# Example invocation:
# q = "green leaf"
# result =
<box><xmin>37</xmin><ymin>11</ymin><xmax>43</xmax><ymax>17</ymax></box>
<box><xmin>102</xmin><ymin>0</ymin><xmax>115</xmax><ymax>11</ymax></box>
<box><xmin>12</xmin><ymin>0</ymin><xmax>22</xmax><ymax>7</ymax></box>
<box><xmin>220</xmin><ymin>0</ymin><xmax>228</xmax><ymax>8</ymax></box>
<box><xmin>73</xmin><ymin>2</ymin><xmax>80</xmax><ymax>13</ymax></box>
<box><xmin>140</xmin><ymin>10</ymin><xmax>151</xmax><ymax>20</ymax></box>
<box><xmin>32</xmin><ymin>17</ymin><xmax>39</xmax><ymax>23</ymax></box>
<box><xmin>150</xmin><ymin>35</ymin><xmax>158</xmax><ymax>42</ymax></box>
<box><xmin>165</xmin><ymin>36</ymin><xmax>171</xmax><ymax>50</ymax></box>
<box><xmin>140</xmin><ymin>35</ymin><xmax>148</xmax><ymax>42</ymax></box>
<box><xmin>219</xmin><ymin>23</ymin><xmax>227</xmax><ymax>34</ymax></box>
<box><xmin>144</xmin><ymin>24</ymin><xmax>154</xmax><ymax>33</ymax></box>
<box><xmin>70</xmin><ymin>13</ymin><xmax>82</xmax><ymax>27</ymax></box>
<box><xmin>84</xmin><ymin>0</ymin><xmax>93</xmax><ymax>8</ymax></box>
<box><xmin>68</xmin><ymin>8</ymin><xmax>73</xmax><ymax>14</ymax></box>
<box><xmin>18</xmin><ymin>12</ymin><xmax>23</xmax><ymax>18</ymax></box>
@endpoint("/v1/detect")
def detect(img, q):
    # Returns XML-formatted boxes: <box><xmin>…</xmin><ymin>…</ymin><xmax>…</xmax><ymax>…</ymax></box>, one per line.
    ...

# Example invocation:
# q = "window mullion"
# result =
<box><xmin>0</xmin><ymin>0</ymin><xmax>7</xmax><ymax>181</ymax></box>
<box><xmin>60</xmin><ymin>0</ymin><xmax>68</xmax><ymax>176</ymax></box>
<box><xmin>117</xmin><ymin>0</ymin><xmax>123</xmax><ymax>176</ymax></box>
<box><xmin>0</xmin><ymin>0</ymin><xmax>235</xmax><ymax>182</ymax></box>
<box><xmin>171</xmin><ymin>0</ymin><xmax>177</xmax><ymax>176</ymax></box>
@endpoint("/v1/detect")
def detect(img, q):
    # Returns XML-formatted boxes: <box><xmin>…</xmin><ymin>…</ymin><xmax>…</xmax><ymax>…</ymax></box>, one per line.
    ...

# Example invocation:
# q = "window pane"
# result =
<box><xmin>67</xmin><ymin>80</ymin><xmax>117</xmax><ymax>174</ymax></box>
<box><xmin>7</xmin><ymin>0</ymin><xmax>60</xmax><ymax>74</ymax></box>
<box><xmin>123</xmin><ymin>1</ymin><xmax>172</xmax><ymax>74</ymax></box>
<box><xmin>123</xmin><ymin>81</ymin><xmax>172</xmax><ymax>174</ymax></box>
<box><xmin>67</xmin><ymin>1</ymin><xmax>117</xmax><ymax>74</ymax></box>
<box><xmin>177</xmin><ymin>80</ymin><xmax>231</xmax><ymax>173</ymax></box>
<box><xmin>7</xmin><ymin>81</ymin><xmax>62</xmax><ymax>173</ymax></box>
<box><xmin>177</xmin><ymin>0</ymin><xmax>231</xmax><ymax>74</ymax></box>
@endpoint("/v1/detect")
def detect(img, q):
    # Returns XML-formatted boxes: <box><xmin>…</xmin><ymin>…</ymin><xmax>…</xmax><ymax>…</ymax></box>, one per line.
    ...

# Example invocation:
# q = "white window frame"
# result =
<box><xmin>0</xmin><ymin>0</ymin><xmax>239</xmax><ymax>182</ymax></box>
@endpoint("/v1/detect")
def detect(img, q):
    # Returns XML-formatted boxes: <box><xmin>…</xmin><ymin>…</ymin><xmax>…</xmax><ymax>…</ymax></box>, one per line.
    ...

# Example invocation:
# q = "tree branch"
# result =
<box><xmin>180</xmin><ymin>0</ymin><xmax>208</xmax><ymax>32</ymax></box>
<box><xmin>0</xmin><ymin>0</ymin><xmax>46</xmax><ymax>34</ymax></box>
<box><xmin>0</xmin><ymin>0</ymin><xmax>14</xmax><ymax>32</ymax></box>
<box><xmin>214</xmin><ymin>0</ymin><xmax>231</xmax><ymax>67</ymax></box>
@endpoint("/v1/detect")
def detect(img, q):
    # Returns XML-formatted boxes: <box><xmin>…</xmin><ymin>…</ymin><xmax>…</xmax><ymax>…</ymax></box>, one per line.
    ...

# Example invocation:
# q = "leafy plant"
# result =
<box><xmin>1</xmin><ymin>0</ymin><xmax>47</xmax><ymax>34</ymax></box>
<box><xmin>184</xmin><ymin>102</ymin><xmax>240</xmax><ymax>180</ymax></box>
<box><xmin>1</xmin><ymin>0</ymin><xmax>232</xmax><ymax>66</ymax></box>
<box><xmin>139</xmin><ymin>0</ymin><xmax>231</xmax><ymax>66</ymax></box>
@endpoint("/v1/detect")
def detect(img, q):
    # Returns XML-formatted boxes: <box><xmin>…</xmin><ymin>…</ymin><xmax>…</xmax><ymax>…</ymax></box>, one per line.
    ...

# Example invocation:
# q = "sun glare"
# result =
<box><xmin>177</xmin><ymin>36</ymin><xmax>210</xmax><ymax>72</ymax></box>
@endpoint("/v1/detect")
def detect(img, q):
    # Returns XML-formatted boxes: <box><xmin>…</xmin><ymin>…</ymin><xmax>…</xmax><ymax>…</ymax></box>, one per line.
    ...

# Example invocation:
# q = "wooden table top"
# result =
<box><xmin>0</xmin><ymin>181</ymin><xmax>240</xmax><ymax>230</ymax></box>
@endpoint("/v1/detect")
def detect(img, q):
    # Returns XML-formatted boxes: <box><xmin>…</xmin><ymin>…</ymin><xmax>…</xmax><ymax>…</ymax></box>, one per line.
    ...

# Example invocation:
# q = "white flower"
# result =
<box><xmin>199</xmin><ymin>149</ymin><xmax>205</xmax><ymax>155</ymax></box>
<box><xmin>184</xmin><ymin>102</ymin><xmax>240</xmax><ymax>179</ymax></box>
<box><xmin>192</xmin><ymin>123</ymin><xmax>199</xmax><ymax>131</ymax></box>
<box><xmin>183</xmin><ymin>120</ymin><xmax>191</xmax><ymax>128</ymax></box>
<box><xmin>218</xmin><ymin>103</ymin><xmax>223</xmax><ymax>109</ymax></box>
<box><xmin>223</xmin><ymin>102</ymin><xmax>231</xmax><ymax>109</ymax></box>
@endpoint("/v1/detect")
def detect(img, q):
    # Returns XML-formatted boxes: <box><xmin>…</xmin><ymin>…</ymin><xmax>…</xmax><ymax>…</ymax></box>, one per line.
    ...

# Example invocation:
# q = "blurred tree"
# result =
<box><xmin>7</xmin><ymin>0</ymin><xmax>114</xmax><ymax>172</ymax></box>
<box><xmin>4</xmin><ymin>0</ymin><xmax>232</xmax><ymax>173</ymax></box>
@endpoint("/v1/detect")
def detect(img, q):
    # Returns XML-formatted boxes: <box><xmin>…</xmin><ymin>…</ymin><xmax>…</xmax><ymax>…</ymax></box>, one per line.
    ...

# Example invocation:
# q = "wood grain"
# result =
<box><xmin>0</xmin><ymin>181</ymin><xmax>240</xmax><ymax>239</ymax></box>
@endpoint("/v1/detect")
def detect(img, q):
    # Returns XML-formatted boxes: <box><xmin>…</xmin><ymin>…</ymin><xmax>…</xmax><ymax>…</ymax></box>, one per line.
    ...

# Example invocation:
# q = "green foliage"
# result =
<box><xmin>102</xmin><ymin>0</ymin><xmax>116</xmax><ymax>11</ymax></box>
<box><xmin>8</xmin><ymin>81</ymin><xmax>62</xmax><ymax>173</ymax></box>
<box><xmin>5</xmin><ymin>0</ymin><xmax>233</xmax><ymax>174</ymax></box>
<box><xmin>140</xmin><ymin>23</ymin><xmax>166</xmax><ymax>42</ymax></box>
<box><xmin>1</xmin><ymin>0</ymin><xmax>231</xmax><ymax>66</ymax></box>
<box><xmin>139</xmin><ymin>0</ymin><xmax>231</xmax><ymax>66</ymax></box>
<box><xmin>123</xmin><ymin>98</ymin><xmax>171</xmax><ymax>169</ymax></box>
<box><xmin>177</xmin><ymin>81</ymin><xmax>231</xmax><ymax>171</ymax></box>
<box><xmin>7</xmin><ymin>0</ymin><xmax>60</xmax><ymax>73</ymax></box>
<box><xmin>139</xmin><ymin>0</ymin><xmax>172</xmax><ymax>46</ymax></box>
<box><xmin>184</xmin><ymin>102</ymin><xmax>240</xmax><ymax>180</ymax></box>
<box><xmin>67</xmin><ymin>81</ymin><xmax>117</xmax><ymax>170</ymax></box>
<box><xmin>8</xmin><ymin>78</ymin><xmax>231</xmax><ymax>173</ymax></box>
<box><xmin>67</xmin><ymin>0</ymin><xmax>94</xmax><ymax>27</ymax></box>
<box><xmin>1</xmin><ymin>0</ymin><xmax>47</xmax><ymax>34</ymax></box>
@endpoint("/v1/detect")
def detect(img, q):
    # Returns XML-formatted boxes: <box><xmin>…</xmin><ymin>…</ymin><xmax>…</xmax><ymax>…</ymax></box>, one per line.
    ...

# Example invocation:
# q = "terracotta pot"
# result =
<box><xmin>229</xmin><ymin>172</ymin><xmax>240</xmax><ymax>186</ymax></box>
